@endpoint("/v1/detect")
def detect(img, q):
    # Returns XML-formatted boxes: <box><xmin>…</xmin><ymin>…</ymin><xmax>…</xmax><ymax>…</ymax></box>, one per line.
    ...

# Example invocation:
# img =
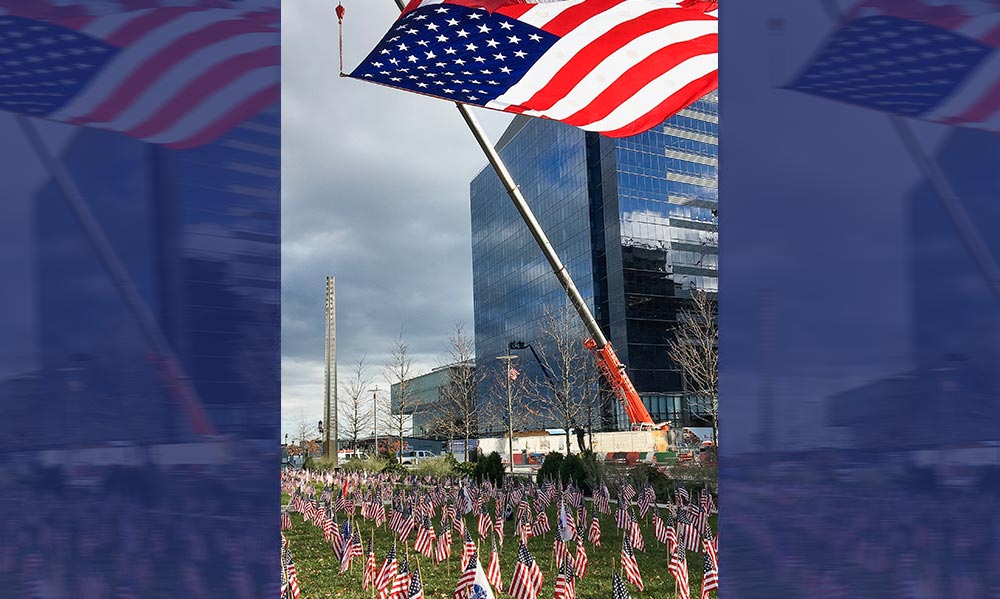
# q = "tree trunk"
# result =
<box><xmin>464</xmin><ymin>427</ymin><xmax>470</xmax><ymax>463</ymax></box>
<box><xmin>712</xmin><ymin>395</ymin><xmax>719</xmax><ymax>450</ymax></box>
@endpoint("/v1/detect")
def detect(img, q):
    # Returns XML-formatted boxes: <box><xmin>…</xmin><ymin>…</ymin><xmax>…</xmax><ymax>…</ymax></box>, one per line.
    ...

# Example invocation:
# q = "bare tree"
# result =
<box><xmin>439</xmin><ymin>321</ymin><xmax>484</xmax><ymax>462</ymax></box>
<box><xmin>580</xmin><ymin>356</ymin><xmax>604</xmax><ymax>449</ymax></box>
<box><xmin>667</xmin><ymin>288</ymin><xmax>718</xmax><ymax>448</ymax></box>
<box><xmin>339</xmin><ymin>355</ymin><xmax>373</xmax><ymax>455</ymax></box>
<box><xmin>292</xmin><ymin>409</ymin><xmax>317</xmax><ymax>446</ymax></box>
<box><xmin>288</xmin><ymin>410</ymin><xmax>320</xmax><ymax>457</ymax></box>
<box><xmin>528</xmin><ymin>303</ymin><xmax>595</xmax><ymax>455</ymax></box>
<box><xmin>384</xmin><ymin>330</ymin><xmax>414</xmax><ymax>459</ymax></box>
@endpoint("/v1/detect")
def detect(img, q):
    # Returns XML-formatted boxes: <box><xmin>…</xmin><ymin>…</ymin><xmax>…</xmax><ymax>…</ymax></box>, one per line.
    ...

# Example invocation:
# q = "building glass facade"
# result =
<box><xmin>390</xmin><ymin>362</ymin><xmax>475</xmax><ymax>439</ymax></box>
<box><xmin>471</xmin><ymin>93</ymin><xmax>718</xmax><ymax>433</ymax></box>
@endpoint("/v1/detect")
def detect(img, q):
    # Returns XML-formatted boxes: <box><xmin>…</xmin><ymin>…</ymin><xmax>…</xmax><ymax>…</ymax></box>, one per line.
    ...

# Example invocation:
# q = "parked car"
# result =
<box><xmin>400</xmin><ymin>450</ymin><xmax>435</xmax><ymax>466</ymax></box>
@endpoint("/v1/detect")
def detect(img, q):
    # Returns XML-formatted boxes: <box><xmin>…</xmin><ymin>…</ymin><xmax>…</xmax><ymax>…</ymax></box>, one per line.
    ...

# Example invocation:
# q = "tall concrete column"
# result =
<box><xmin>324</xmin><ymin>276</ymin><xmax>338</xmax><ymax>465</ymax></box>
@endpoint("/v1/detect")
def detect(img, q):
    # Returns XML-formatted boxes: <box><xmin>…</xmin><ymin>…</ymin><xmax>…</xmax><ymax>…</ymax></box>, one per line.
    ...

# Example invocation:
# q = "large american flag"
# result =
<box><xmin>0</xmin><ymin>0</ymin><xmax>278</xmax><ymax>148</ymax></box>
<box><xmin>349</xmin><ymin>0</ymin><xmax>717</xmax><ymax>137</ymax></box>
<box><xmin>787</xmin><ymin>0</ymin><xmax>1000</xmax><ymax>133</ymax></box>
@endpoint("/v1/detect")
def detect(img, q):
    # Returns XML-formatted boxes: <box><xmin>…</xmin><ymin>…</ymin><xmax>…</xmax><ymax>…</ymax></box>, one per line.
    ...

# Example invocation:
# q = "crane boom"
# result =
<box><xmin>584</xmin><ymin>339</ymin><xmax>666</xmax><ymax>429</ymax></box>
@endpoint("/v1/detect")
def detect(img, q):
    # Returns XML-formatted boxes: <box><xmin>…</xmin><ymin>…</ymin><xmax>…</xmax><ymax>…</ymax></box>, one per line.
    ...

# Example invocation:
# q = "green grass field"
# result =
<box><xmin>282</xmin><ymin>492</ymin><xmax>715</xmax><ymax>599</ymax></box>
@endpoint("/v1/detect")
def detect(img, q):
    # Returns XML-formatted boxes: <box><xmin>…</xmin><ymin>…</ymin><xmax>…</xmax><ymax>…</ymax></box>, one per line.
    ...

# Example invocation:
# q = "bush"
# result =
<box><xmin>578</xmin><ymin>450</ymin><xmax>605</xmax><ymax>495</ymax></box>
<box><xmin>670</xmin><ymin>461</ymin><xmax>718</xmax><ymax>493</ymax></box>
<box><xmin>413</xmin><ymin>455</ymin><xmax>456</xmax><ymax>477</ymax></box>
<box><xmin>559</xmin><ymin>453</ymin><xmax>588</xmax><ymax>491</ymax></box>
<box><xmin>629</xmin><ymin>463</ymin><xmax>673</xmax><ymax>503</ymax></box>
<box><xmin>473</xmin><ymin>452</ymin><xmax>504</xmax><ymax>486</ymax></box>
<box><xmin>454</xmin><ymin>461</ymin><xmax>476</xmax><ymax>477</ymax></box>
<box><xmin>340</xmin><ymin>456</ymin><xmax>390</xmax><ymax>473</ymax></box>
<box><xmin>536</xmin><ymin>452</ymin><xmax>565</xmax><ymax>485</ymax></box>
<box><xmin>307</xmin><ymin>456</ymin><xmax>340</xmax><ymax>472</ymax></box>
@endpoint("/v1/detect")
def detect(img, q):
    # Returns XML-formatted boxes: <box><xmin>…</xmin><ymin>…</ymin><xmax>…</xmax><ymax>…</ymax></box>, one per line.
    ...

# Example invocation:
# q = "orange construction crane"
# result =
<box><xmin>584</xmin><ymin>339</ymin><xmax>667</xmax><ymax>430</ymax></box>
<box><xmin>378</xmin><ymin>0</ymin><xmax>668</xmax><ymax>432</ymax></box>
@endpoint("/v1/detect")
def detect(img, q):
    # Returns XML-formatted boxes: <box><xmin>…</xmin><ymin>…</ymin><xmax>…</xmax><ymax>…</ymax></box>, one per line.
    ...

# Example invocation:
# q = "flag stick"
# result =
<box><xmin>349</xmin><ymin>518</ymin><xmax>355</xmax><ymax>574</ymax></box>
<box><xmin>415</xmin><ymin>555</ymin><xmax>422</xmax><ymax>595</ymax></box>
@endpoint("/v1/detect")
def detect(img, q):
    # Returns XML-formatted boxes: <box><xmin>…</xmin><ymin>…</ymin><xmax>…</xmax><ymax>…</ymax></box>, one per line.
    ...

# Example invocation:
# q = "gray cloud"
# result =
<box><xmin>281</xmin><ymin>0</ymin><xmax>512</xmax><ymax>435</ymax></box>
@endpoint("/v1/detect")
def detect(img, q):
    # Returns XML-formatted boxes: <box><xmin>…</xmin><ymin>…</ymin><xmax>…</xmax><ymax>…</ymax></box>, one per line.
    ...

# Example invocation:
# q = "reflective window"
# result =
<box><xmin>471</xmin><ymin>93</ymin><xmax>718</xmax><ymax>432</ymax></box>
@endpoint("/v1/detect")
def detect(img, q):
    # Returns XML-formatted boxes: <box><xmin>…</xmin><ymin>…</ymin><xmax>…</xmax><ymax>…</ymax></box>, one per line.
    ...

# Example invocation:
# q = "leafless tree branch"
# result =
<box><xmin>667</xmin><ymin>288</ymin><xmax>718</xmax><ymax>447</ymax></box>
<box><xmin>339</xmin><ymin>355</ymin><xmax>373</xmax><ymax>453</ymax></box>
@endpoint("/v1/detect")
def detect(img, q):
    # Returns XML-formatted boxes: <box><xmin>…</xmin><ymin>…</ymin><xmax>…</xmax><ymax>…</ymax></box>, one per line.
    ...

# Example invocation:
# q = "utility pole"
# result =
<box><xmin>496</xmin><ymin>354</ymin><xmax>518</xmax><ymax>474</ymax></box>
<box><xmin>369</xmin><ymin>387</ymin><xmax>379</xmax><ymax>456</ymax></box>
<box><xmin>324</xmin><ymin>276</ymin><xmax>338</xmax><ymax>465</ymax></box>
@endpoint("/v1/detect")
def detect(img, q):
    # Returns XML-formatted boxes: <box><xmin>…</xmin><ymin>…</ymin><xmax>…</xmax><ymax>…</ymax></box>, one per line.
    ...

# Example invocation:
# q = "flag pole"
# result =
<box><xmin>382</xmin><ymin>0</ymin><xmax>611</xmax><ymax>350</ymax></box>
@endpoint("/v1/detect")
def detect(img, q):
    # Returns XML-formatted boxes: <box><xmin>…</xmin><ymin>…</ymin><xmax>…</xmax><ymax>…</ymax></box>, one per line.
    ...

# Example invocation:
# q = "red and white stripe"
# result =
<box><xmin>504</xmin><ymin>0</ymin><xmax>716</xmax><ymax>136</ymax></box>
<box><xmin>0</xmin><ymin>1</ymin><xmax>278</xmax><ymax>148</ymax></box>
<box><xmin>401</xmin><ymin>0</ymin><xmax>716</xmax><ymax>137</ymax></box>
<box><xmin>668</xmin><ymin>543</ymin><xmax>689</xmax><ymax>599</ymax></box>
<box><xmin>452</xmin><ymin>557</ymin><xmax>477</xmax><ymax>599</ymax></box>
<box><xmin>587</xmin><ymin>516</ymin><xmax>601</xmax><ymax>547</ymax></box>
<box><xmin>573</xmin><ymin>541</ymin><xmax>588</xmax><ymax>579</ymax></box>
<box><xmin>435</xmin><ymin>529</ymin><xmax>453</xmax><ymax>563</ymax></box>
<box><xmin>487</xmin><ymin>543</ymin><xmax>504</xmax><ymax>592</ymax></box>
<box><xmin>364</xmin><ymin>549</ymin><xmax>378</xmax><ymax>589</ymax></box>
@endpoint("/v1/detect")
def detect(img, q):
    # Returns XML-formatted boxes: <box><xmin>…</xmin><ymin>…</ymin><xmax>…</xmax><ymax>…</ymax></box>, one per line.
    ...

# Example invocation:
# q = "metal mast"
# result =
<box><xmin>386</xmin><ymin>2</ymin><xmax>608</xmax><ymax>349</ymax></box>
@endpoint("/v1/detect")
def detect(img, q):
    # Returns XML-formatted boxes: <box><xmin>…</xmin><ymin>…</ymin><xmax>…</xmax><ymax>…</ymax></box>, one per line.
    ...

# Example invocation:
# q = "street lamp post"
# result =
<box><xmin>496</xmin><ymin>354</ymin><xmax>519</xmax><ymax>474</ymax></box>
<box><xmin>369</xmin><ymin>387</ymin><xmax>379</xmax><ymax>456</ymax></box>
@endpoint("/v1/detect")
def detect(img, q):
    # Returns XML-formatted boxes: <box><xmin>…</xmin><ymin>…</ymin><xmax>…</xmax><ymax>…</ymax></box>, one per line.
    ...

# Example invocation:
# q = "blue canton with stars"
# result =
<box><xmin>787</xmin><ymin>15</ymin><xmax>990</xmax><ymax>117</ymax></box>
<box><xmin>0</xmin><ymin>16</ymin><xmax>117</xmax><ymax>116</ymax></box>
<box><xmin>350</xmin><ymin>4</ymin><xmax>558</xmax><ymax>107</ymax></box>
<box><xmin>469</xmin><ymin>584</ymin><xmax>489</xmax><ymax>599</ymax></box>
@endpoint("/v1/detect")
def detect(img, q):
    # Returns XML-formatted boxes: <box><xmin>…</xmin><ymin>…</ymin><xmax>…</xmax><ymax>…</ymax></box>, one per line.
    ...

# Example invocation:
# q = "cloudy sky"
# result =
<box><xmin>281</xmin><ymin>0</ymin><xmax>514</xmax><ymax>437</ymax></box>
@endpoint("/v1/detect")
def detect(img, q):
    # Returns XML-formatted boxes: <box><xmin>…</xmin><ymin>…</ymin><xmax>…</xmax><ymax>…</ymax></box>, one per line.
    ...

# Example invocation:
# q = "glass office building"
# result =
<box><xmin>390</xmin><ymin>361</ymin><xmax>475</xmax><ymax>439</ymax></box>
<box><xmin>33</xmin><ymin>106</ymin><xmax>280</xmax><ymax>447</ymax></box>
<box><xmin>471</xmin><ymin>93</ymin><xmax>718</xmax><ymax>433</ymax></box>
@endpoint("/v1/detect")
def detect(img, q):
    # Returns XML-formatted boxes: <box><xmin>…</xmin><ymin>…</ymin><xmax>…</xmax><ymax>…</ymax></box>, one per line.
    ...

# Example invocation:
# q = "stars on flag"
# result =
<box><xmin>351</xmin><ymin>4</ymin><xmax>556</xmax><ymax>107</ymax></box>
